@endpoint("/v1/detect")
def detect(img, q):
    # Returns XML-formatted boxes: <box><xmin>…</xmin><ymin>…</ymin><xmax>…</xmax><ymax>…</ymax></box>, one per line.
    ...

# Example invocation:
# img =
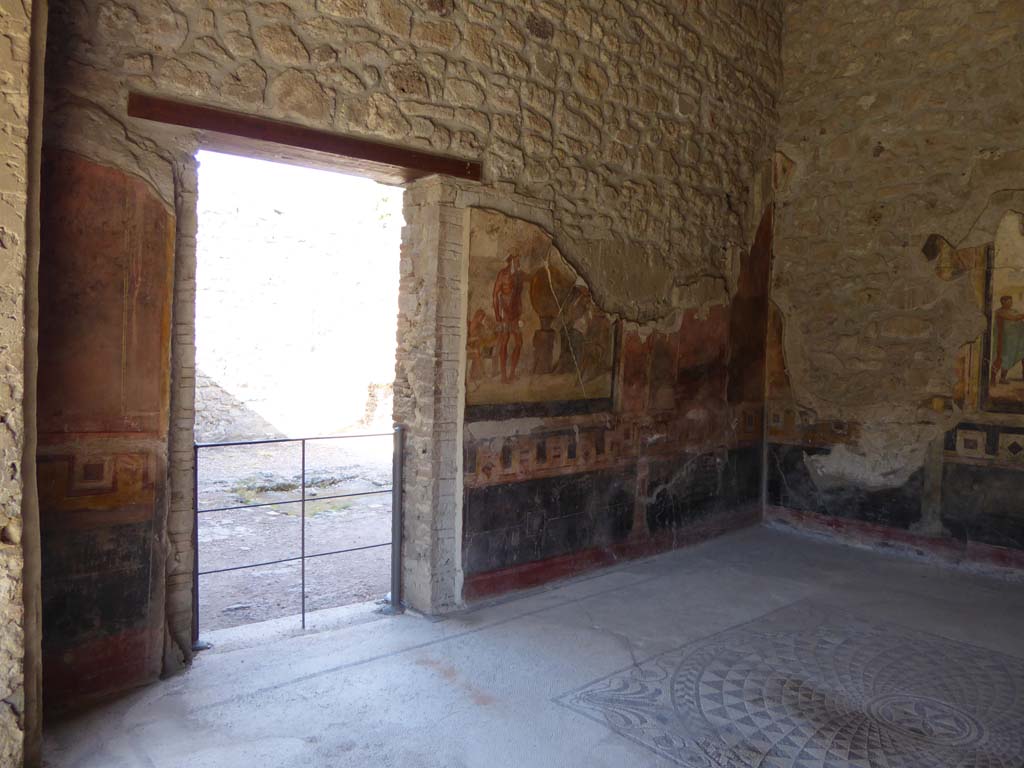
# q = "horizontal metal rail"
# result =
<box><xmin>198</xmin><ymin>488</ymin><xmax>389</xmax><ymax>515</ymax></box>
<box><xmin>194</xmin><ymin>432</ymin><xmax>393</xmax><ymax>449</ymax></box>
<box><xmin>198</xmin><ymin>541</ymin><xmax>392</xmax><ymax>576</ymax></box>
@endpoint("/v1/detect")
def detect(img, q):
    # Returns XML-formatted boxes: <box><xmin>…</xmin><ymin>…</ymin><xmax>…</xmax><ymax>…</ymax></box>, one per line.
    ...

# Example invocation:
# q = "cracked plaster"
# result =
<box><xmin>775</xmin><ymin>0</ymin><xmax>1024</xmax><ymax>488</ymax></box>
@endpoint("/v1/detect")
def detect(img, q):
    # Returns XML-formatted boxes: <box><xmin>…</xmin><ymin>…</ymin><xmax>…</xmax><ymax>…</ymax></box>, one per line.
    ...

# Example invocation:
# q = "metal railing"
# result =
<box><xmin>192</xmin><ymin>425</ymin><xmax>404</xmax><ymax>642</ymax></box>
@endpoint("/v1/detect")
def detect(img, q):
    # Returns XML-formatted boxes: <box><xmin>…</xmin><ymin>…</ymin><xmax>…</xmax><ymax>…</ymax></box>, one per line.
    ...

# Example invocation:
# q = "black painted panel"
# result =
<box><xmin>463</xmin><ymin>470</ymin><xmax>635</xmax><ymax>575</ymax></box>
<box><xmin>767</xmin><ymin>444</ymin><xmax>923</xmax><ymax>530</ymax></box>
<box><xmin>724</xmin><ymin>446</ymin><xmax>763</xmax><ymax>508</ymax></box>
<box><xmin>941</xmin><ymin>462</ymin><xmax>1024</xmax><ymax>550</ymax></box>
<box><xmin>646</xmin><ymin>454</ymin><xmax>721</xmax><ymax>533</ymax></box>
<box><xmin>463</xmin><ymin>447</ymin><xmax>763</xmax><ymax>576</ymax></box>
<box><xmin>646</xmin><ymin>447</ymin><xmax>762</xmax><ymax>533</ymax></box>
<box><xmin>41</xmin><ymin>520</ymin><xmax>153</xmax><ymax>651</ymax></box>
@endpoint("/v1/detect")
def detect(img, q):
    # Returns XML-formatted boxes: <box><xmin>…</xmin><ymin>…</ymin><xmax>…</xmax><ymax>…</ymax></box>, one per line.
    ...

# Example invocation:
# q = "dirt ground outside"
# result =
<box><xmin>196</xmin><ymin>435</ymin><xmax>394</xmax><ymax>632</ymax></box>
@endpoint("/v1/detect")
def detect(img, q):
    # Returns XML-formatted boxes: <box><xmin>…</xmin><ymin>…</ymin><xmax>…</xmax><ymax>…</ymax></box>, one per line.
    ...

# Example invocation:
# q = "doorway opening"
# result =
<box><xmin>192</xmin><ymin>150</ymin><xmax>404</xmax><ymax>633</ymax></box>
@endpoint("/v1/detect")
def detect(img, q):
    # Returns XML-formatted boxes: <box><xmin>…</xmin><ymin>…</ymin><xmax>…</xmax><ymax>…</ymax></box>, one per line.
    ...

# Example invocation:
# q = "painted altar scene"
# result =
<box><xmin>986</xmin><ymin>213</ymin><xmax>1024</xmax><ymax>412</ymax></box>
<box><xmin>465</xmin><ymin>208</ymin><xmax>615</xmax><ymax>408</ymax></box>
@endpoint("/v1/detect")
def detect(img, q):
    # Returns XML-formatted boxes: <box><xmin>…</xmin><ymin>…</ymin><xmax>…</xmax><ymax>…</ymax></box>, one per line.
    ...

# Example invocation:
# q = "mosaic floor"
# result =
<box><xmin>557</xmin><ymin>601</ymin><xmax>1024</xmax><ymax>767</ymax></box>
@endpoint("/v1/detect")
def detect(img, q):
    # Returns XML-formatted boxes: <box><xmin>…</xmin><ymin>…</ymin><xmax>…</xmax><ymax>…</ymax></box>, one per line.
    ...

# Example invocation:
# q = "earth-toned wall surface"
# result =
<box><xmin>461</xmin><ymin>206</ymin><xmax>772</xmax><ymax>596</ymax></box>
<box><xmin>46</xmin><ymin>0</ymin><xmax>782</xmax><ymax>316</ymax></box>
<box><xmin>0</xmin><ymin>0</ymin><xmax>35</xmax><ymax>762</ymax></box>
<box><xmin>13</xmin><ymin>0</ymin><xmax>1024</xmax><ymax>757</ymax></box>
<box><xmin>772</xmin><ymin>0</ymin><xmax>1024</xmax><ymax>558</ymax></box>
<box><xmin>36</xmin><ymin>0</ymin><xmax>785</xmax><ymax>710</ymax></box>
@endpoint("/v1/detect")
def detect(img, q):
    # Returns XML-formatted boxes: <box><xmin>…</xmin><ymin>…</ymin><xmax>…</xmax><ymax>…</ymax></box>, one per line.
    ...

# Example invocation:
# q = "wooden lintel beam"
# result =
<box><xmin>127</xmin><ymin>92</ymin><xmax>483</xmax><ymax>184</ymax></box>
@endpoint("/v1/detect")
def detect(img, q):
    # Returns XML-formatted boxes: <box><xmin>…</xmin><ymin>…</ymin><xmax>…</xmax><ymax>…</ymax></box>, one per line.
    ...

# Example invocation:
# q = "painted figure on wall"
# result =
<box><xmin>983</xmin><ymin>214</ymin><xmax>1024</xmax><ymax>412</ymax></box>
<box><xmin>493</xmin><ymin>251</ymin><xmax>525</xmax><ymax>383</ymax></box>
<box><xmin>466</xmin><ymin>208</ymin><xmax>615</xmax><ymax>409</ymax></box>
<box><xmin>992</xmin><ymin>296</ymin><xmax>1024</xmax><ymax>385</ymax></box>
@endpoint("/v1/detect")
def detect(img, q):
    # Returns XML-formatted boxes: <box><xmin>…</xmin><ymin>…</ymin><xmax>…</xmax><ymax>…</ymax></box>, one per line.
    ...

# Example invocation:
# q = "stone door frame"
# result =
<box><xmin>164</xmin><ymin>156</ymin><xmax>471</xmax><ymax>665</ymax></box>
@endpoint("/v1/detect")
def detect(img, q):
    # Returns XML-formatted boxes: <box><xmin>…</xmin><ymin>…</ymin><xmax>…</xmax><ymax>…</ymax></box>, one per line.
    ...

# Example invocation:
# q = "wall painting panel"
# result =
<box><xmin>466</xmin><ymin>209</ymin><xmax>615</xmax><ymax>419</ymax></box>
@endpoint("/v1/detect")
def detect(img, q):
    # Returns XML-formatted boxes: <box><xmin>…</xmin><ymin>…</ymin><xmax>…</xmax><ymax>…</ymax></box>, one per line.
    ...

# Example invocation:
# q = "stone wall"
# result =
<box><xmin>38</xmin><ymin>0</ymin><xmax>784</xmax><ymax>712</ymax></box>
<box><xmin>393</xmin><ymin>177</ymin><xmax>466</xmax><ymax>611</ymax></box>
<box><xmin>46</xmin><ymin>0</ymin><xmax>783</xmax><ymax>318</ymax></box>
<box><xmin>0</xmin><ymin>0</ymin><xmax>36</xmax><ymax>762</ymax></box>
<box><xmin>771</xmin><ymin>0</ymin><xmax>1024</xmax><ymax>561</ymax></box>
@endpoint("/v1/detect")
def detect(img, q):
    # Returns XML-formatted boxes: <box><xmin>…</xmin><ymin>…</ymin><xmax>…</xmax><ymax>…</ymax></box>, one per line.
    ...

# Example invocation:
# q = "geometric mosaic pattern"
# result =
<box><xmin>556</xmin><ymin>602</ymin><xmax>1024</xmax><ymax>767</ymax></box>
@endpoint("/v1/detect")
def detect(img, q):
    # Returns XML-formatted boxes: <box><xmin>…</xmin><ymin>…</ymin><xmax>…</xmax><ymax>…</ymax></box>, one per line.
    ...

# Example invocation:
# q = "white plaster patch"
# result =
<box><xmin>805</xmin><ymin>440</ymin><xmax>928</xmax><ymax>491</ymax></box>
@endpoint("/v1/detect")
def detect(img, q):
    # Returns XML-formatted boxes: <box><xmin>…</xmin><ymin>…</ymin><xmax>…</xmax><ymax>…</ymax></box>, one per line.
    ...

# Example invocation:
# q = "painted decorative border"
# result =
<box><xmin>943</xmin><ymin>421</ymin><xmax>1024</xmax><ymax>470</ymax></box>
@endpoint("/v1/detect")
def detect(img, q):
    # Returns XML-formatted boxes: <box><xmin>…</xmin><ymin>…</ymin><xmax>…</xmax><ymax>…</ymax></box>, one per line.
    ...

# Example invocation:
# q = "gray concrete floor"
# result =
<box><xmin>43</xmin><ymin>525</ymin><xmax>1024</xmax><ymax>768</ymax></box>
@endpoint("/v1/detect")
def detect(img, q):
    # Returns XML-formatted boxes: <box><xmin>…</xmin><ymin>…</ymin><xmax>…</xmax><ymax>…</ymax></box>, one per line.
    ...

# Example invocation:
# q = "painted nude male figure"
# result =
<box><xmin>493</xmin><ymin>251</ymin><xmax>524</xmax><ymax>383</ymax></box>
<box><xmin>992</xmin><ymin>295</ymin><xmax>1024</xmax><ymax>384</ymax></box>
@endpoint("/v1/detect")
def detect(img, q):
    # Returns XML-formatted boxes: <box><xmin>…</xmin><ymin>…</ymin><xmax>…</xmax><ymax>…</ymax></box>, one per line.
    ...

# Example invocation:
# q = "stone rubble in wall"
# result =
<box><xmin>48</xmin><ymin>0</ymin><xmax>783</xmax><ymax>322</ymax></box>
<box><xmin>774</xmin><ymin>0</ymin><xmax>1024</xmax><ymax>487</ymax></box>
<box><xmin>165</xmin><ymin>156</ymin><xmax>199</xmax><ymax>672</ymax></box>
<box><xmin>0</xmin><ymin>0</ymin><xmax>32</xmax><ymax>761</ymax></box>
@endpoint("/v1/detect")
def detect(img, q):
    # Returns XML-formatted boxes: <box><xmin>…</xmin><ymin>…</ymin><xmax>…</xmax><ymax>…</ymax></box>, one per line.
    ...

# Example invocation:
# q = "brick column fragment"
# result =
<box><xmin>394</xmin><ymin>176</ymin><xmax>466</xmax><ymax>614</ymax></box>
<box><xmin>165</xmin><ymin>156</ymin><xmax>198</xmax><ymax>668</ymax></box>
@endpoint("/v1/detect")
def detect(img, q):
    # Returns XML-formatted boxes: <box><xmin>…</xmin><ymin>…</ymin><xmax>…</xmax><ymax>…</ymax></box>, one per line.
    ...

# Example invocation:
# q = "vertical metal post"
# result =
<box><xmin>301</xmin><ymin>438</ymin><xmax>307</xmax><ymax>629</ymax></box>
<box><xmin>390</xmin><ymin>424</ymin><xmax>405</xmax><ymax>613</ymax></box>
<box><xmin>192</xmin><ymin>444</ymin><xmax>200</xmax><ymax>646</ymax></box>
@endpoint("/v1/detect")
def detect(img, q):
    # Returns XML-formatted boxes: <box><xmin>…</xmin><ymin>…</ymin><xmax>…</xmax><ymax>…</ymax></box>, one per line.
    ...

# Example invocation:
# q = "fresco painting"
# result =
<box><xmin>462</xmin><ymin>206</ymin><xmax>772</xmax><ymax>593</ymax></box>
<box><xmin>927</xmin><ymin>216</ymin><xmax>1024</xmax><ymax>414</ymax></box>
<box><xmin>466</xmin><ymin>209</ymin><xmax>615</xmax><ymax>408</ymax></box>
<box><xmin>38</xmin><ymin>150</ymin><xmax>174</xmax><ymax>706</ymax></box>
<box><xmin>984</xmin><ymin>214</ymin><xmax>1024</xmax><ymax>412</ymax></box>
<box><xmin>464</xmin><ymin>200</ymin><xmax>1022</xmax><ymax>581</ymax></box>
